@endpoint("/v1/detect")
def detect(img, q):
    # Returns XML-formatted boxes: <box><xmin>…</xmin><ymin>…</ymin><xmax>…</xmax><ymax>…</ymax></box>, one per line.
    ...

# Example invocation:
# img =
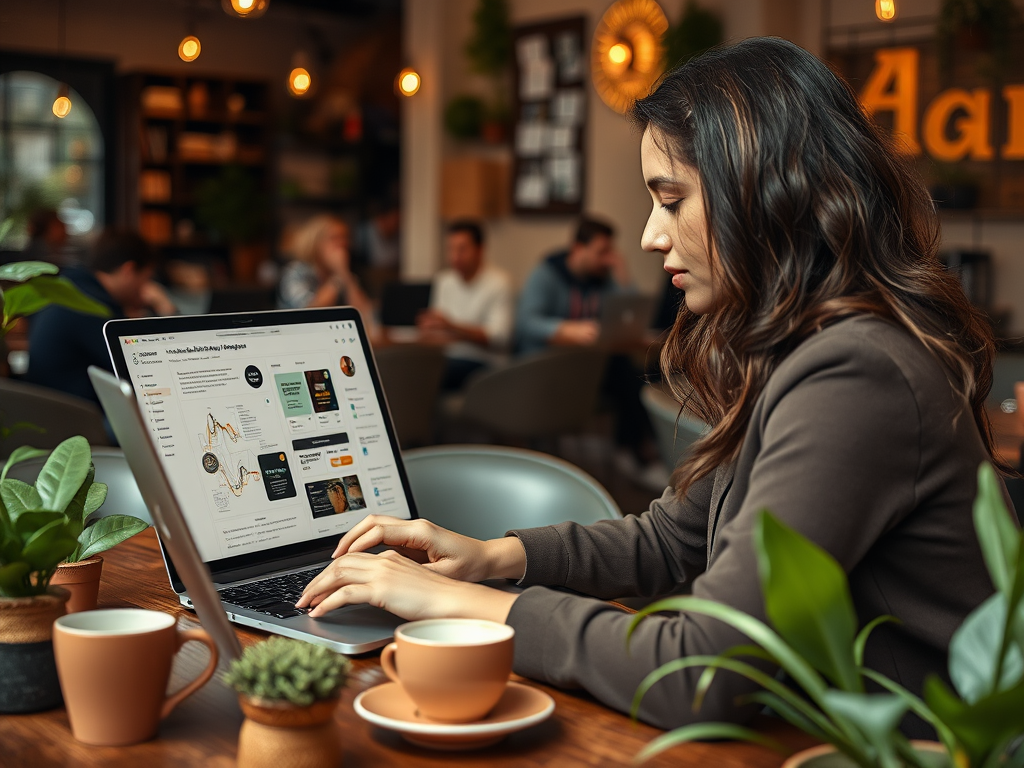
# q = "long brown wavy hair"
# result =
<box><xmin>629</xmin><ymin>37</ymin><xmax>1001</xmax><ymax>497</ymax></box>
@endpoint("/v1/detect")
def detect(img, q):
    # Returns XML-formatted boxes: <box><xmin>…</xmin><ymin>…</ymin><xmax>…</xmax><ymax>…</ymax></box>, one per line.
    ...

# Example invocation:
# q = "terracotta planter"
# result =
<box><xmin>52</xmin><ymin>556</ymin><xmax>104</xmax><ymax>614</ymax></box>
<box><xmin>237</xmin><ymin>695</ymin><xmax>341</xmax><ymax>768</ymax></box>
<box><xmin>0</xmin><ymin>586</ymin><xmax>70</xmax><ymax>713</ymax></box>
<box><xmin>782</xmin><ymin>741</ymin><xmax>951</xmax><ymax>768</ymax></box>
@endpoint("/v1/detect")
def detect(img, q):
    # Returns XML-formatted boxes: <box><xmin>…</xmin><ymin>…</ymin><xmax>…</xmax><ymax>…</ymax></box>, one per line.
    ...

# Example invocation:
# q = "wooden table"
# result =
<box><xmin>1</xmin><ymin>529</ymin><xmax>813</xmax><ymax>767</ymax></box>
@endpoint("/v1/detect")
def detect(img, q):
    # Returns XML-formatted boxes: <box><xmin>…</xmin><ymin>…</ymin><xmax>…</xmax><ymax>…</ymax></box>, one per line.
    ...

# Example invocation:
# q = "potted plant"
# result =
<box><xmin>630</xmin><ymin>463</ymin><xmax>1024</xmax><ymax>767</ymax></box>
<box><xmin>224</xmin><ymin>636</ymin><xmax>351</xmax><ymax>768</ymax></box>
<box><xmin>937</xmin><ymin>0</ymin><xmax>1020</xmax><ymax>81</ymax></box>
<box><xmin>194</xmin><ymin>164</ymin><xmax>268</xmax><ymax>284</ymax></box>
<box><xmin>662</xmin><ymin>1</ymin><xmax>724</xmax><ymax>72</ymax></box>
<box><xmin>461</xmin><ymin>0</ymin><xmax>512</xmax><ymax>143</ymax></box>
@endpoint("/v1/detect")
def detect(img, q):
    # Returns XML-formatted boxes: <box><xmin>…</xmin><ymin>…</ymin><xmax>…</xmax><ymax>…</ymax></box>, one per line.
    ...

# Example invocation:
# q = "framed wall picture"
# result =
<box><xmin>511</xmin><ymin>16</ymin><xmax>587</xmax><ymax>216</ymax></box>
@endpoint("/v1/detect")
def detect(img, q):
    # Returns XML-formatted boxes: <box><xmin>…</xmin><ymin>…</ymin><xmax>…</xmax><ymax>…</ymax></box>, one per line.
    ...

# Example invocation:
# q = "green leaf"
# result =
<box><xmin>693</xmin><ymin>644</ymin><xmax>774</xmax><ymax>712</ymax></box>
<box><xmin>1</xmin><ymin>275</ymin><xmax>110</xmax><ymax>325</ymax></box>
<box><xmin>0</xmin><ymin>478</ymin><xmax>43</xmax><ymax>521</ymax></box>
<box><xmin>861</xmin><ymin>668</ymin><xmax>958</xmax><ymax>756</ymax></box>
<box><xmin>821</xmin><ymin>690</ymin><xmax>907</xmax><ymax>768</ymax></box>
<box><xmin>950</xmin><ymin>593</ymin><xmax>1024</xmax><ymax>703</ymax></box>
<box><xmin>629</xmin><ymin>595</ymin><xmax>829</xmax><ymax>702</ymax></box>
<box><xmin>35</xmin><ymin>436</ymin><xmax>92</xmax><ymax>513</ymax></box>
<box><xmin>77</xmin><ymin>515</ymin><xmax>148</xmax><ymax>560</ymax></box>
<box><xmin>738</xmin><ymin>691</ymin><xmax>828</xmax><ymax>740</ymax></box>
<box><xmin>0</xmin><ymin>445</ymin><xmax>50</xmax><ymax>481</ymax></box>
<box><xmin>63</xmin><ymin>465</ymin><xmax>96</xmax><ymax>528</ymax></box>
<box><xmin>0</xmin><ymin>261</ymin><xmax>59</xmax><ymax>283</ymax></box>
<box><xmin>855</xmin><ymin>615</ymin><xmax>900</xmax><ymax>667</ymax></box>
<box><xmin>973</xmin><ymin>463</ymin><xmax>1019</xmax><ymax>595</ymax></box>
<box><xmin>924</xmin><ymin>675</ymin><xmax>1024</xmax><ymax>767</ymax></box>
<box><xmin>14</xmin><ymin>510</ymin><xmax>66</xmax><ymax>539</ymax></box>
<box><xmin>633</xmin><ymin>722</ymin><xmax>787</xmax><ymax>766</ymax></box>
<box><xmin>20</xmin><ymin>518</ymin><xmax>79</xmax><ymax>570</ymax></box>
<box><xmin>83</xmin><ymin>482</ymin><xmax>107</xmax><ymax>516</ymax></box>
<box><xmin>0</xmin><ymin>561</ymin><xmax>31</xmax><ymax>595</ymax></box>
<box><xmin>755</xmin><ymin>511</ymin><xmax>861</xmax><ymax>692</ymax></box>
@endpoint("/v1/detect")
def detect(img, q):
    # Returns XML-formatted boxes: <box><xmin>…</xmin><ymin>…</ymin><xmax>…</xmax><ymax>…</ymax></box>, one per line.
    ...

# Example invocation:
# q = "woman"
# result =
<box><xmin>278</xmin><ymin>215</ymin><xmax>373</xmax><ymax>322</ymax></box>
<box><xmin>298</xmin><ymin>38</ymin><xmax>1003</xmax><ymax>735</ymax></box>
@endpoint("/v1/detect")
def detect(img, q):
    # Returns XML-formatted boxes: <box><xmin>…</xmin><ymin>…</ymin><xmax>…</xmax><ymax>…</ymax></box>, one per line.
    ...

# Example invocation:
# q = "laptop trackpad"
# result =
<box><xmin>286</xmin><ymin>603</ymin><xmax>403</xmax><ymax>644</ymax></box>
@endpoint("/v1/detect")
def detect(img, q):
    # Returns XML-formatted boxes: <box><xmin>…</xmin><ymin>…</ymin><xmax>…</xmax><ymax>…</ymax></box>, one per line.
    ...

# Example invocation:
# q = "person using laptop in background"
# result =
<box><xmin>514</xmin><ymin>216</ymin><xmax>661</xmax><ymax>486</ymax></box>
<box><xmin>26</xmin><ymin>228</ymin><xmax>176</xmax><ymax>404</ymax></box>
<box><xmin>277</xmin><ymin>215</ymin><xmax>375</xmax><ymax>329</ymax></box>
<box><xmin>417</xmin><ymin>220</ymin><xmax>513</xmax><ymax>390</ymax></box>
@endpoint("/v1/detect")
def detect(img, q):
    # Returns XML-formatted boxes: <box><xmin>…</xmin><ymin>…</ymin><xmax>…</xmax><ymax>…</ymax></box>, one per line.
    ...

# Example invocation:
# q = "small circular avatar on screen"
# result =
<box><xmin>340</xmin><ymin>356</ymin><xmax>356</xmax><ymax>377</ymax></box>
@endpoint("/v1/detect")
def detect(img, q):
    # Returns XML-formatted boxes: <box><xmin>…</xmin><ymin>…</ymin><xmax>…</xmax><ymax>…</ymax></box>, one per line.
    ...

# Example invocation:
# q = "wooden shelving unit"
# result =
<box><xmin>120</xmin><ymin>71</ymin><xmax>271</xmax><ymax>261</ymax></box>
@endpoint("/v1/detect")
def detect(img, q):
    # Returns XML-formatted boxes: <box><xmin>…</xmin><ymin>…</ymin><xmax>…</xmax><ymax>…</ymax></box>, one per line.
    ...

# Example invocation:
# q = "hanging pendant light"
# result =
<box><xmin>222</xmin><ymin>0</ymin><xmax>269</xmax><ymax>19</ymax></box>
<box><xmin>875</xmin><ymin>0</ymin><xmax>897</xmax><ymax>22</ymax></box>
<box><xmin>52</xmin><ymin>0</ymin><xmax>71</xmax><ymax>118</ymax></box>
<box><xmin>395</xmin><ymin>67</ymin><xmax>421</xmax><ymax>97</ymax></box>
<box><xmin>178</xmin><ymin>35</ymin><xmax>202</xmax><ymax>62</ymax></box>
<box><xmin>287</xmin><ymin>51</ymin><xmax>313</xmax><ymax>97</ymax></box>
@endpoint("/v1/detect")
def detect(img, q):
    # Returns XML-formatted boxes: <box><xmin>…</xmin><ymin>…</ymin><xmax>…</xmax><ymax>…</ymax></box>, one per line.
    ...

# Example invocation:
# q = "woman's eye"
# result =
<box><xmin>661</xmin><ymin>199</ymin><xmax>682</xmax><ymax>213</ymax></box>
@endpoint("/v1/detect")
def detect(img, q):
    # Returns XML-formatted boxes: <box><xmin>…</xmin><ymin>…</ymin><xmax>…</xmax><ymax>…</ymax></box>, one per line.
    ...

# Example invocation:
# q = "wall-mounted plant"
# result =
<box><xmin>662</xmin><ymin>1</ymin><xmax>724</xmax><ymax>73</ymax></box>
<box><xmin>455</xmin><ymin>0</ymin><xmax>513</xmax><ymax>143</ymax></box>
<box><xmin>444</xmin><ymin>95</ymin><xmax>487</xmax><ymax>141</ymax></box>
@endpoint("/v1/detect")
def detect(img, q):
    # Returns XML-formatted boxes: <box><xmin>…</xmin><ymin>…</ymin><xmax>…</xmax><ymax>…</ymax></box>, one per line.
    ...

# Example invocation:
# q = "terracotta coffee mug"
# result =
<box><xmin>380</xmin><ymin>618</ymin><xmax>514</xmax><ymax>723</ymax></box>
<box><xmin>53</xmin><ymin>608</ymin><xmax>219</xmax><ymax>745</ymax></box>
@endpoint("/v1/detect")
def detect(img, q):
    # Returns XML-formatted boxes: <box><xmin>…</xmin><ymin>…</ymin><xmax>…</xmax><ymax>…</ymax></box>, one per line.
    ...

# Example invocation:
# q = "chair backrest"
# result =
<box><xmin>402</xmin><ymin>445</ymin><xmax>621</xmax><ymax>540</ymax></box>
<box><xmin>640</xmin><ymin>384</ymin><xmax>708</xmax><ymax>469</ymax></box>
<box><xmin>3</xmin><ymin>447</ymin><xmax>151</xmax><ymax>524</ymax></box>
<box><xmin>0</xmin><ymin>377</ymin><xmax>111</xmax><ymax>457</ymax></box>
<box><xmin>373</xmin><ymin>344</ymin><xmax>447</xmax><ymax>448</ymax></box>
<box><xmin>458</xmin><ymin>347</ymin><xmax>607</xmax><ymax>439</ymax></box>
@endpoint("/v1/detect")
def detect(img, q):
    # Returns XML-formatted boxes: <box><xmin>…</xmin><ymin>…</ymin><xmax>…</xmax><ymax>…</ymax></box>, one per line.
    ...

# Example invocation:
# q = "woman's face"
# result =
<box><xmin>640</xmin><ymin>129</ymin><xmax>717</xmax><ymax>315</ymax></box>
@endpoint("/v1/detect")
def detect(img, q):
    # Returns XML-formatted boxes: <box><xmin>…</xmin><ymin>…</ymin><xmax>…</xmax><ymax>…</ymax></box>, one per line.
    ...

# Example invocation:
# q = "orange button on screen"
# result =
<box><xmin>330</xmin><ymin>456</ymin><xmax>354</xmax><ymax>467</ymax></box>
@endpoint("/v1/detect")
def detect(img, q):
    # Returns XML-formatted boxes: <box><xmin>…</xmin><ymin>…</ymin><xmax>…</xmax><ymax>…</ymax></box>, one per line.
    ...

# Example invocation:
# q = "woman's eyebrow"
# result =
<box><xmin>646</xmin><ymin>175</ymin><xmax>683</xmax><ymax>193</ymax></box>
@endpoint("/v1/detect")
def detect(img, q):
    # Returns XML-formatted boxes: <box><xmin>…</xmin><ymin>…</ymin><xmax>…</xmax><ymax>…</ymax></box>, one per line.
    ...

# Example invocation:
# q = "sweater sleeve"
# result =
<box><xmin>514</xmin><ymin>265</ymin><xmax>565</xmax><ymax>351</ymax></box>
<box><xmin>504</xmin><ymin>337</ymin><xmax>923</xmax><ymax>729</ymax></box>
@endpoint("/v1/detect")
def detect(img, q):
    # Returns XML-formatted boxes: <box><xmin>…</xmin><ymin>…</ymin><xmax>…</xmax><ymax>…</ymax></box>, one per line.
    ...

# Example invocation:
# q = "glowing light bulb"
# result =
<box><xmin>289</xmin><ymin>67</ymin><xmax>311</xmax><ymax>97</ymax></box>
<box><xmin>178</xmin><ymin>35</ymin><xmax>201</xmax><ymax>62</ymax></box>
<box><xmin>222</xmin><ymin>0</ymin><xmax>268</xmax><ymax>18</ymax></box>
<box><xmin>875</xmin><ymin>0</ymin><xmax>897</xmax><ymax>21</ymax></box>
<box><xmin>396</xmin><ymin>68</ymin><xmax>421</xmax><ymax>97</ymax></box>
<box><xmin>52</xmin><ymin>84</ymin><xmax>71</xmax><ymax>118</ymax></box>
<box><xmin>608</xmin><ymin>42</ymin><xmax>632</xmax><ymax>66</ymax></box>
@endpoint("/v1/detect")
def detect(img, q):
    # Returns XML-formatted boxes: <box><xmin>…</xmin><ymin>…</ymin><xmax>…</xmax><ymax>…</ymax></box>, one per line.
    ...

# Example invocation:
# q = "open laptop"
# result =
<box><xmin>379</xmin><ymin>282</ymin><xmax>431</xmax><ymax>341</ymax></box>
<box><xmin>97</xmin><ymin>307</ymin><xmax>416</xmax><ymax>654</ymax></box>
<box><xmin>598</xmin><ymin>293</ymin><xmax>658</xmax><ymax>347</ymax></box>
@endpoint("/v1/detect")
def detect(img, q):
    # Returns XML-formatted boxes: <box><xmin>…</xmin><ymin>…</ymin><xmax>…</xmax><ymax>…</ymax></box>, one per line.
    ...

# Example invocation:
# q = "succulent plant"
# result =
<box><xmin>223</xmin><ymin>637</ymin><xmax>350</xmax><ymax>707</ymax></box>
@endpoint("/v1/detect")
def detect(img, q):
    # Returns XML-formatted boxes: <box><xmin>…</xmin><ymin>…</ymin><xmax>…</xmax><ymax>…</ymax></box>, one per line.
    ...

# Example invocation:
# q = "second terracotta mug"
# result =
<box><xmin>53</xmin><ymin>608</ymin><xmax>219</xmax><ymax>746</ymax></box>
<box><xmin>380</xmin><ymin>618</ymin><xmax>514</xmax><ymax>723</ymax></box>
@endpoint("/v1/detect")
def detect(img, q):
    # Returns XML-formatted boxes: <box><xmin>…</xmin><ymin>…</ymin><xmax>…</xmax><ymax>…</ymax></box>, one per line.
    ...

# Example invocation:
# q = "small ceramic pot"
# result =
<box><xmin>52</xmin><ymin>556</ymin><xmax>104</xmax><ymax>614</ymax></box>
<box><xmin>0</xmin><ymin>586</ymin><xmax>70</xmax><ymax>713</ymax></box>
<box><xmin>237</xmin><ymin>695</ymin><xmax>341</xmax><ymax>768</ymax></box>
<box><xmin>782</xmin><ymin>741</ymin><xmax>951</xmax><ymax>768</ymax></box>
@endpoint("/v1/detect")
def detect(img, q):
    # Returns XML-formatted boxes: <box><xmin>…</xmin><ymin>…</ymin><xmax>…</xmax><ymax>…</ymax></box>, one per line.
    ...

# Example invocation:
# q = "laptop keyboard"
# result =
<box><xmin>218</xmin><ymin>566</ymin><xmax>325</xmax><ymax>619</ymax></box>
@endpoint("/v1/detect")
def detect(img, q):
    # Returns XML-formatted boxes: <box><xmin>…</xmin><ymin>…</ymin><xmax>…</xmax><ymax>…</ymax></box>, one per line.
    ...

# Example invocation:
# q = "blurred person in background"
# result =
<box><xmin>278</xmin><ymin>215</ymin><xmax>374</xmax><ymax>325</ymax></box>
<box><xmin>26</xmin><ymin>228</ymin><xmax>176</xmax><ymax>403</ymax></box>
<box><xmin>514</xmin><ymin>216</ymin><xmax>661</xmax><ymax>485</ymax></box>
<box><xmin>351</xmin><ymin>200</ymin><xmax>401</xmax><ymax>298</ymax></box>
<box><xmin>418</xmin><ymin>219</ymin><xmax>513</xmax><ymax>390</ymax></box>
<box><xmin>21</xmin><ymin>208</ymin><xmax>69</xmax><ymax>265</ymax></box>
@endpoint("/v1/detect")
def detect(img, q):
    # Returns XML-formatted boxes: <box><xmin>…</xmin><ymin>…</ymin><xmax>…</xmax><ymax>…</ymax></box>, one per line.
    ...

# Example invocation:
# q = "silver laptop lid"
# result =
<box><xmin>100</xmin><ymin>308</ymin><xmax>418</xmax><ymax>591</ymax></box>
<box><xmin>89</xmin><ymin>366</ymin><xmax>243</xmax><ymax>662</ymax></box>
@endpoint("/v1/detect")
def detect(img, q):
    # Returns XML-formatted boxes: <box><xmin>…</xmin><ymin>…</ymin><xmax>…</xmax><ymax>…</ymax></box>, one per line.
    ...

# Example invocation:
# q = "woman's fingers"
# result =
<box><xmin>332</xmin><ymin>515</ymin><xmax>430</xmax><ymax>557</ymax></box>
<box><xmin>307</xmin><ymin>583</ymin><xmax>374</xmax><ymax>617</ymax></box>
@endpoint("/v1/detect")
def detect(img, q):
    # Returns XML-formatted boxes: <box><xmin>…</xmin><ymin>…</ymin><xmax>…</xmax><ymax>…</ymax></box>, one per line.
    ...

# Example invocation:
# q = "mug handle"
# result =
<box><xmin>160</xmin><ymin>628</ymin><xmax>219</xmax><ymax>719</ymax></box>
<box><xmin>380</xmin><ymin>642</ymin><xmax>400</xmax><ymax>683</ymax></box>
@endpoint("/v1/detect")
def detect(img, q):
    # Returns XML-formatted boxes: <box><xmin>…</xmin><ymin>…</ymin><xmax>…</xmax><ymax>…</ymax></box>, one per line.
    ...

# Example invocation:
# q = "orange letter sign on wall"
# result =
<box><xmin>923</xmin><ymin>88</ymin><xmax>994</xmax><ymax>161</ymax></box>
<box><xmin>1004</xmin><ymin>85</ymin><xmax>1024</xmax><ymax>160</ymax></box>
<box><xmin>860</xmin><ymin>47</ymin><xmax>921</xmax><ymax>154</ymax></box>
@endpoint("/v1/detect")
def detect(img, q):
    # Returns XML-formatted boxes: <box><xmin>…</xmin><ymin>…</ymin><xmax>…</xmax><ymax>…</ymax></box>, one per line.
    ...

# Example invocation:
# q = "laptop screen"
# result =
<box><xmin>105</xmin><ymin>310</ymin><xmax>413</xmax><ymax>564</ymax></box>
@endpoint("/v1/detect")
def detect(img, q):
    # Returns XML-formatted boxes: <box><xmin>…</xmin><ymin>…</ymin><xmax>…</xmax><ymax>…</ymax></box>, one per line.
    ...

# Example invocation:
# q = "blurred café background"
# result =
<box><xmin>2</xmin><ymin>0</ymin><xmax>1023</xmax><ymax>511</ymax></box>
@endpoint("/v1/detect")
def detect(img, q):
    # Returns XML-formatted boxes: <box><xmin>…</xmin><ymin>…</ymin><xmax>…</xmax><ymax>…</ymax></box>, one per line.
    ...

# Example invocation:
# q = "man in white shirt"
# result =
<box><xmin>417</xmin><ymin>220</ymin><xmax>513</xmax><ymax>389</ymax></box>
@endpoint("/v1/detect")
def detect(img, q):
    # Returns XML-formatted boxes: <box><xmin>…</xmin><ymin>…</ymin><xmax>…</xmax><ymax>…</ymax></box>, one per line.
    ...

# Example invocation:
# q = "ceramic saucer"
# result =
<box><xmin>353</xmin><ymin>681</ymin><xmax>555</xmax><ymax>751</ymax></box>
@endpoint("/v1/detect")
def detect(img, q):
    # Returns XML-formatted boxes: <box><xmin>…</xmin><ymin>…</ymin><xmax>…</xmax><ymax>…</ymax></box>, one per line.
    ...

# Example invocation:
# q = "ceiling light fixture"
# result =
<box><xmin>178</xmin><ymin>35</ymin><xmax>201</xmax><ymax>62</ymax></box>
<box><xmin>52</xmin><ymin>83</ymin><xmax>72</xmax><ymax>119</ymax></box>
<box><xmin>52</xmin><ymin>0</ymin><xmax>71</xmax><ymax>119</ymax></box>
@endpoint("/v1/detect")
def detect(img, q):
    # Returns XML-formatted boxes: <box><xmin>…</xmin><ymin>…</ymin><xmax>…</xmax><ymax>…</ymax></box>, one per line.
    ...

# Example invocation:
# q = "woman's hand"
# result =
<box><xmin>330</xmin><ymin>515</ymin><xmax>525</xmax><ymax>584</ymax></box>
<box><xmin>295</xmin><ymin>550</ymin><xmax>518</xmax><ymax>623</ymax></box>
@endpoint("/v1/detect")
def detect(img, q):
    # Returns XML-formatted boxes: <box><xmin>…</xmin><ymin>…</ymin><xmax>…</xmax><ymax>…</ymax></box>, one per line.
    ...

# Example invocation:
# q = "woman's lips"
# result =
<box><xmin>665</xmin><ymin>266</ymin><xmax>688</xmax><ymax>290</ymax></box>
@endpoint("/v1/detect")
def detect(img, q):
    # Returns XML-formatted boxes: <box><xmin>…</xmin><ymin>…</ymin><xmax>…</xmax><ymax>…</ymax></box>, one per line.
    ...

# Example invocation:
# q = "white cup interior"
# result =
<box><xmin>397</xmin><ymin>619</ymin><xmax>514</xmax><ymax>645</ymax></box>
<box><xmin>55</xmin><ymin>609</ymin><xmax>176</xmax><ymax>636</ymax></box>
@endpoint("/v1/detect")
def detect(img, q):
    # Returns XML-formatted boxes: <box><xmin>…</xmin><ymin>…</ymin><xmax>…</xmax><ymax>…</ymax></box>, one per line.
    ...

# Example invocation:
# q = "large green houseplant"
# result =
<box><xmin>0</xmin><ymin>437</ymin><xmax>148</xmax><ymax>713</ymax></box>
<box><xmin>629</xmin><ymin>463</ymin><xmax>1024</xmax><ymax>768</ymax></box>
<box><xmin>225</xmin><ymin>636</ymin><xmax>350</xmax><ymax>768</ymax></box>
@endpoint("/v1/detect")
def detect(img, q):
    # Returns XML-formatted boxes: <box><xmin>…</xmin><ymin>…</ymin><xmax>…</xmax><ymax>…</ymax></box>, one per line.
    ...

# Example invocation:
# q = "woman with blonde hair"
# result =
<box><xmin>278</xmin><ymin>214</ymin><xmax>373</xmax><ymax>321</ymax></box>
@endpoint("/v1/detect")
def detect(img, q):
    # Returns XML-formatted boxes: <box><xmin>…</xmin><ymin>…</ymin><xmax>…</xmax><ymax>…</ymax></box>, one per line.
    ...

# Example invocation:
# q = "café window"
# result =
<box><xmin>0</xmin><ymin>70</ymin><xmax>104</xmax><ymax>246</ymax></box>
